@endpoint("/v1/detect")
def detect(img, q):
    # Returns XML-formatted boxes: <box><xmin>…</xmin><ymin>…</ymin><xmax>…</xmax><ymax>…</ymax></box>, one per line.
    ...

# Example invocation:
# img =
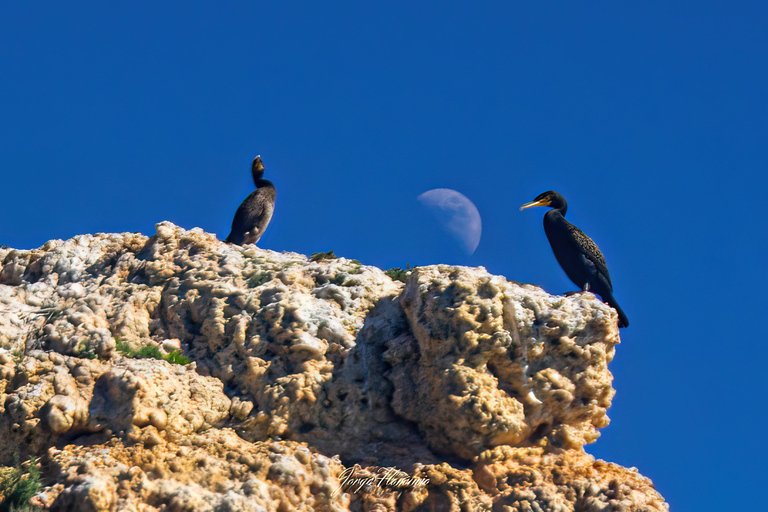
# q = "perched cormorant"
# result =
<box><xmin>520</xmin><ymin>191</ymin><xmax>629</xmax><ymax>328</ymax></box>
<box><xmin>225</xmin><ymin>156</ymin><xmax>276</xmax><ymax>245</ymax></box>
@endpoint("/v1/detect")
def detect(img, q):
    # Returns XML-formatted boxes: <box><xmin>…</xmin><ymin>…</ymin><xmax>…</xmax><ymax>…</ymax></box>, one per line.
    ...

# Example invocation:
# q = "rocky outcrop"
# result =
<box><xmin>0</xmin><ymin>222</ymin><xmax>667</xmax><ymax>511</ymax></box>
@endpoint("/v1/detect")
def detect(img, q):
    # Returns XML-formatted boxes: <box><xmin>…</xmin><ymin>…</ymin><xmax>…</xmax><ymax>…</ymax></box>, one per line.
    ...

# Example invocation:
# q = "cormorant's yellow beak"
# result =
<box><xmin>519</xmin><ymin>198</ymin><xmax>549</xmax><ymax>210</ymax></box>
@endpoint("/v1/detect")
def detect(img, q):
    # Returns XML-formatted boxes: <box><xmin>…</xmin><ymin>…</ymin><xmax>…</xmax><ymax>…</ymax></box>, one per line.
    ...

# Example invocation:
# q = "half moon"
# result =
<box><xmin>417</xmin><ymin>188</ymin><xmax>482</xmax><ymax>255</ymax></box>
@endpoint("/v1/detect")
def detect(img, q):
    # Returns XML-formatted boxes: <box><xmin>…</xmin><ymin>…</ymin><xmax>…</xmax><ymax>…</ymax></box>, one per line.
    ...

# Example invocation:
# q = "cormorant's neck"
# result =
<box><xmin>255</xmin><ymin>178</ymin><xmax>275</xmax><ymax>190</ymax></box>
<box><xmin>544</xmin><ymin>207</ymin><xmax>566</xmax><ymax>225</ymax></box>
<box><xmin>251</xmin><ymin>169</ymin><xmax>265</xmax><ymax>185</ymax></box>
<box><xmin>552</xmin><ymin>203</ymin><xmax>567</xmax><ymax>216</ymax></box>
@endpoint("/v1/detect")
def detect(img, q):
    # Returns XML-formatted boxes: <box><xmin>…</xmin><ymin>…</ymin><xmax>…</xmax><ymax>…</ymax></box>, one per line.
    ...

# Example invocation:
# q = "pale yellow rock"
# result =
<box><xmin>0</xmin><ymin>223</ymin><xmax>666</xmax><ymax>511</ymax></box>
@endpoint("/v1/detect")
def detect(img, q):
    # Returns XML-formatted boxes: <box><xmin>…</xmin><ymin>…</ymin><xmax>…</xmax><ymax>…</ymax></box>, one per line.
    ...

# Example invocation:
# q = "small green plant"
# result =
<box><xmin>347</xmin><ymin>262</ymin><xmax>364</xmax><ymax>275</ymax></box>
<box><xmin>115</xmin><ymin>338</ymin><xmax>191</xmax><ymax>365</ymax></box>
<box><xmin>310</xmin><ymin>250</ymin><xmax>336</xmax><ymax>262</ymax></box>
<box><xmin>115</xmin><ymin>338</ymin><xmax>135</xmax><ymax>357</ymax></box>
<box><xmin>135</xmin><ymin>345</ymin><xmax>164</xmax><ymax>359</ymax></box>
<box><xmin>77</xmin><ymin>345</ymin><xmax>98</xmax><ymax>359</ymax></box>
<box><xmin>385</xmin><ymin>263</ymin><xmax>417</xmax><ymax>283</ymax></box>
<box><xmin>164</xmin><ymin>350</ymin><xmax>192</xmax><ymax>365</ymax></box>
<box><xmin>0</xmin><ymin>455</ymin><xmax>43</xmax><ymax>512</ymax></box>
<box><xmin>247</xmin><ymin>271</ymin><xmax>272</xmax><ymax>288</ymax></box>
<box><xmin>11</xmin><ymin>350</ymin><xmax>24</xmax><ymax>365</ymax></box>
<box><xmin>74</xmin><ymin>337</ymin><xmax>100</xmax><ymax>360</ymax></box>
<box><xmin>385</xmin><ymin>267</ymin><xmax>408</xmax><ymax>282</ymax></box>
<box><xmin>330</xmin><ymin>273</ymin><xmax>347</xmax><ymax>286</ymax></box>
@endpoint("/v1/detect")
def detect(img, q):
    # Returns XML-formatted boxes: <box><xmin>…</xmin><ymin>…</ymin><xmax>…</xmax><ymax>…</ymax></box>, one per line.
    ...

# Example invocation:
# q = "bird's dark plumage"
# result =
<box><xmin>520</xmin><ymin>191</ymin><xmax>629</xmax><ymax>328</ymax></box>
<box><xmin>225</xmin><ymin>156</ymin><xmax>276</xmax><ymax>245</ymax></box>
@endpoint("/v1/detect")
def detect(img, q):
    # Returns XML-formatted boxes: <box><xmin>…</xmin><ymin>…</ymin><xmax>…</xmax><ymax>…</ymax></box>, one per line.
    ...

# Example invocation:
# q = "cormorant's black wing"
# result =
<box><xmin>250</xmin><ymin>193</ymin><xmax>274</xmax><ymax>240</ymax></box>
<box><xmin>225</xmin><ymin>203</ymin><xmax>249</xmax><ymax>244</ymax></box>
<box><xmin>564</xmin><ymin>221</ymin><xmax>613</xmax><ymax>289</ymax></box>
<box><xmin>226</xmin><ymin>190</ymin><xmax>264</xmax><ymax>244</ymax></box>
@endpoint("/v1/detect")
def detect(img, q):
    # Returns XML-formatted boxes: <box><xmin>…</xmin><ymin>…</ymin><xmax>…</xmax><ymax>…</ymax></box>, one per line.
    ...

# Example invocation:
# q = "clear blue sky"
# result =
<box><xmin>2</xmin><ymin>3</ymin><xmax>766</xmax><ymax>509</ymax></box>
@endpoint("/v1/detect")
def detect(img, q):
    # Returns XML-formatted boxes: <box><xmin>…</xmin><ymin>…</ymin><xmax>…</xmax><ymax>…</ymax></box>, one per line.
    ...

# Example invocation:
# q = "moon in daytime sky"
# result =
<box><xmin>417</xmin><ymin>188</ymin><xmax>482</xmax><ymax>255</ymax></box>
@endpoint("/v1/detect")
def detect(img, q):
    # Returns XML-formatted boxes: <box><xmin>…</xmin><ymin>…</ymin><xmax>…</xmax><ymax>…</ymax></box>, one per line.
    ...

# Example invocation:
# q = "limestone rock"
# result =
<box><xmin>0</xmin><ymin>222</ymin><xmax>667</xmax><ymax>511</ymax></box>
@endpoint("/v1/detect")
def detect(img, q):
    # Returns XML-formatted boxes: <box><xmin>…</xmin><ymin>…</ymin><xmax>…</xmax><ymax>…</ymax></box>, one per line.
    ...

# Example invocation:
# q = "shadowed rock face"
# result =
<box><xmin>0</xmin><ymin>222</ymin><xmax>667</xmax><ymax>511</ymax></box>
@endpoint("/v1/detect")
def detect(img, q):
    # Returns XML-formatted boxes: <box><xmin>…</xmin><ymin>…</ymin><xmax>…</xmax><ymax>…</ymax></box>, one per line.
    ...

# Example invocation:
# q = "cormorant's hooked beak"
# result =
<box><xmin>519</xmin><ymin>198</ymin><xmax>550</xmax><ymax>210</ymax></box>
<box><xmin>252</xmin><ymin>156</ymin><xmax>265</xmax><ymax>172</ymax></box>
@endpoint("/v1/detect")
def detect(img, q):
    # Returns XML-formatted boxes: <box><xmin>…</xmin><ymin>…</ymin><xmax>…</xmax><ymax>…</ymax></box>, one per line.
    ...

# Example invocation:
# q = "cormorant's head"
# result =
<box><xmin>251</xmin><ymin>156</ymin><xmax>266</xmax><ymax>180</ymax></box>
<box><xmin>520</xmin><ymin>190</ymin><xmax>567</xmax><ymax>211</ymax></box>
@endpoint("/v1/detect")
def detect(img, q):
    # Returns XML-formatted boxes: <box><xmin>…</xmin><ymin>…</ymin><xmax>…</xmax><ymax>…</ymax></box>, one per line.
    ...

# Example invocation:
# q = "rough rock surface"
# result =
<box><xmin>0</xmin><ymin>222</ymin><xmax>667</xmax><ymax>511</ymax></box>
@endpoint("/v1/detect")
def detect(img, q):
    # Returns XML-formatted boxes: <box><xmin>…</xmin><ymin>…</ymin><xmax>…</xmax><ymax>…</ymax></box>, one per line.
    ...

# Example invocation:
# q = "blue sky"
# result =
<box><xmin>2</xmin><ymin>2</ymin><xmax>767</xmax><ymax>509</ymax></box>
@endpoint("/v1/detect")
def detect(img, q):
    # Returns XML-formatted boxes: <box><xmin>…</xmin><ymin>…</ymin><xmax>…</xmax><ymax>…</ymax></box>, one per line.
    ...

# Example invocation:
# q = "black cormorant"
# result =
<box><xmin>520</xmin><ymin>191</ymin><xmax>629</xmax><ymax>328</ymax></box>
<box><xmin>225</xmin><ymin>156</ymin><xmax>276</xmax><ymax>245</ymax></box>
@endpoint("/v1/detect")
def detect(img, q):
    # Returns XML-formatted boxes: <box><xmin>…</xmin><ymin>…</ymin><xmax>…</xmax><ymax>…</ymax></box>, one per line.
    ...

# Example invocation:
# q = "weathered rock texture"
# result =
<box><xmin>0</xmin><ymin>222</ymin><xmax>667</xmax><ymax>511</ymax></box>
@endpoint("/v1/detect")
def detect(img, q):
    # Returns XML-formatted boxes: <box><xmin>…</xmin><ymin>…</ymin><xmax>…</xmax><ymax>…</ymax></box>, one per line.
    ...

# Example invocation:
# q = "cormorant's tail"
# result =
<box><xmin>604</xmin><ymin>293</ymin><xmax>629</xmax><ymax>328</ymax></box>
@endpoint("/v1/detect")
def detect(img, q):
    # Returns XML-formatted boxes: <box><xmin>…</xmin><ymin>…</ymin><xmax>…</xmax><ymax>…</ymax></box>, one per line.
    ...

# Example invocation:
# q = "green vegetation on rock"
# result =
<box><xmin>0</xmin><ymin>456</ymin><xmax>42</xmax><ymax>512</ymax></box>
<box><xmin>385</xmin><ymin>264</ymin><xmax>417</xmax><ymax>283</ymax></box>
<box><xmin>310</xmin><ymin>250</ymin><xmax>336</xmax><ymax>262</ymax></box>
<box><xmin>116</xmin><ymin>338</ymin><xmax>191</xmax><ymax>365</ymax></box>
